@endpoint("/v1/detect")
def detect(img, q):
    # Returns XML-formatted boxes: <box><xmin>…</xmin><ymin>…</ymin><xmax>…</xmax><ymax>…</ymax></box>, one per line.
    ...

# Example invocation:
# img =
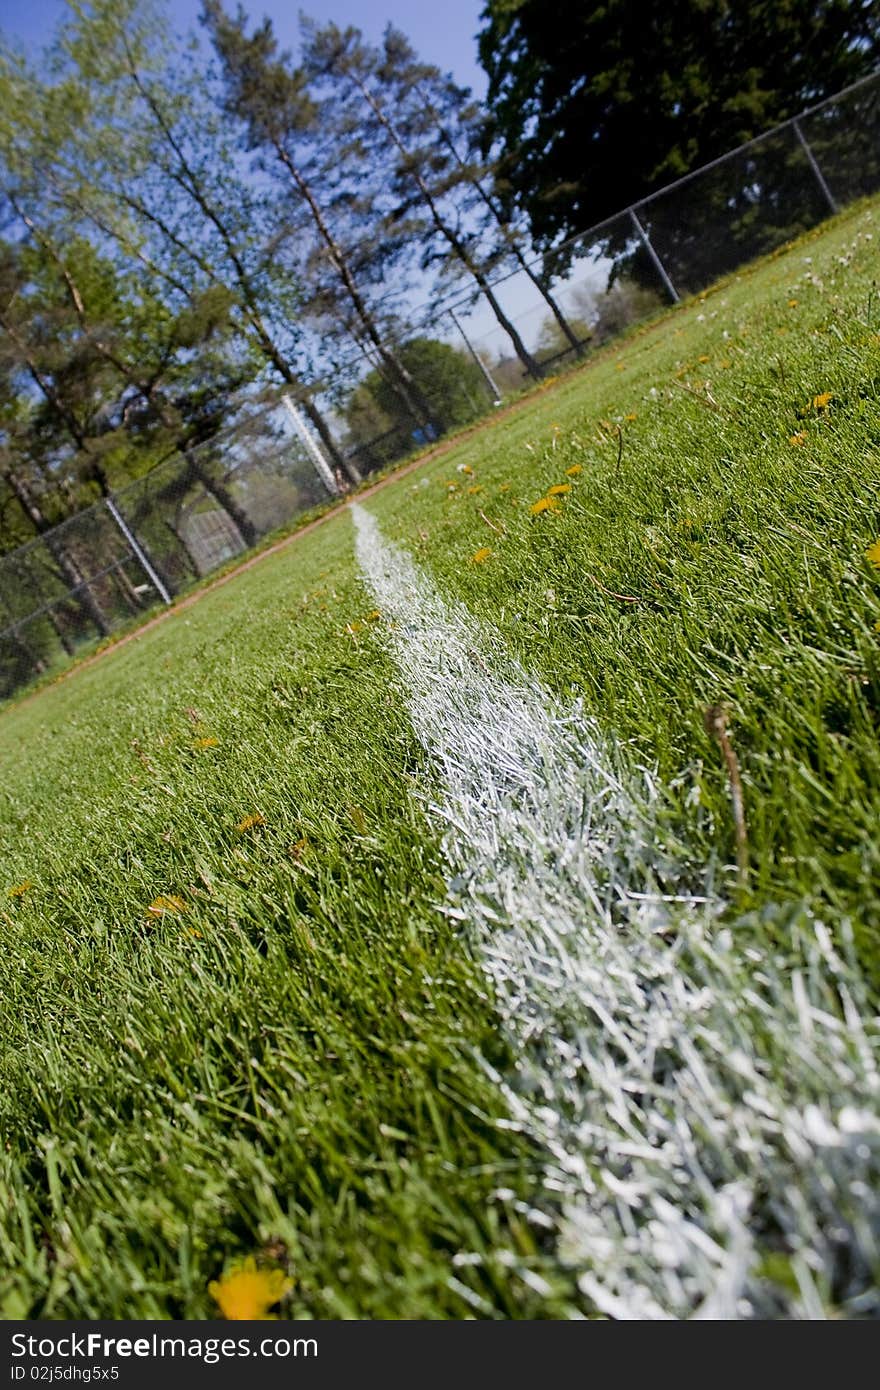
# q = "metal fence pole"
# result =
<box><xmin>792</xmin><ymin>118</ymin><xmax>839</xmax><ymax>215</ymax></box>
<box><xmin>628</xmin><ymin>207</ymin><xmax>680</xmax><ymax>303</ymax></box>
<box><xmin>104</xmin><ymin>496</ymin><xmax>172</xmax><ymax>606</ymax></box>
<box><xmin>447</xmin><ymin>308</ymin><xmax>504</xmax><ymax>405</ymax></box>
<box><xmin>281</xmin><ymin>395</ymin><xmax>342</xmax><ymax>497</ymax></box>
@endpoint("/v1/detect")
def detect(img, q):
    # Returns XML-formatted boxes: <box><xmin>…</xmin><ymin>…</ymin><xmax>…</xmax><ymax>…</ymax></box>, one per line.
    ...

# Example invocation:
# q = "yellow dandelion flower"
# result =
<box><xmin>698</xmin><ymin>354</ymin><xmax>710</xmax><ymax>363</ymax></box>
<box><xmin>498</xmin><ymin>483</ymin><xmax>511</xmax><ymax>492</ymax></box>
<box><xmin>547</xmin><ymin>484</ymin><xmax>571</xmax><ymax>497</ymax></box>
<box><xmin>364</xmin><ymin>609</ymin><xmax>381</xmax><ymax>623</ymax></box>
<box><xmin>624</xmin><ymin>412</ymin><xmax>638</xmax><ymax>421</ymax></box>
<box><xmin>209</xmin><ymin>1258</ymin><xmax>291</xmax><ymax>1321</ymax></box>
<box><xmin>147</xmin><ymin>894</ymin><xmax>186</xmax><ymax>918</ymax></box>
<box><xmin>788</xmin><ymin>298</ymin><xmax>798</xmax><ymax>307</ymax></box>
<box><xmin>789</xmin><ymin>431</ymin><xmax>807</xmax><ymax>445</ymax></box>
<box><xmin>467</xmin><ymin>485</ymin><xmax>483</xmax><ymax>495</ymax></box>
<box><xmin>193</xmin><ymin>736</ymin><xmax>218</xmax><ymax>749</ymax></box>
<box><xmin>866</xmin><ymin>539</ymin><xmax>880</xmax><ymax>569</ymax></box>
<box><xmin>236</xmin><ymin>813</ymin><xmax>266</xmax><ymax>833</ymax></box>
<box><xmin>345</xmin><ymin>621</ymin><xmax>363</xmax><ymax>636</ymax></box>
<box><xmin>471</xmin><ymin>547</ymin><xmax>493</xmax><ymax>564</ymax></box>
<box><xmin>565</xmin><ymin>464</ymin><xmax>583</xmax><ymax>477</ymax></box>
<box><xmin>812</xmin><ymin>391</ymin><xmax>833</xmax><ymax>410</ymax></box>
<box><xmin>459</xmin><ymin>464</ymin><xmax>474</xmax><ymax>475</ymax></box>
<box><xmin>7</xmin><ymin>881</ymin><xmax>33</xmax><ymax>899</ymax></box>
<box><xmin>530</xmin><ymin>497</ymin><xmax>560</xmax><ymax>516</ymax></box>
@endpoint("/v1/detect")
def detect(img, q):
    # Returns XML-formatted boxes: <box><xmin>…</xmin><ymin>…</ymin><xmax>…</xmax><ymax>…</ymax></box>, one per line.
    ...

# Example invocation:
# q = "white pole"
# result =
<box><xmin>448</xmin><ymin>308</ymin><xmax>504</xmax><ymax>405</ymax></box>
<box><xmin>281</xmin><ymin>395</ymin><xmax>341</xmax><ymax>496</ymax></box>
<box><xmin>792</xmin><ymin>118</ymin><xmax>839</xmax><ymax>215</ymax></box>
<box><xmin>628</xmin><ymin>207</ymin><xmax>680</xmax><ymax>303</ymax></box>
<box><xmin>105</xmin><ymin>496</ymin><xmax>172</xmax><ymax>606</ymax></box>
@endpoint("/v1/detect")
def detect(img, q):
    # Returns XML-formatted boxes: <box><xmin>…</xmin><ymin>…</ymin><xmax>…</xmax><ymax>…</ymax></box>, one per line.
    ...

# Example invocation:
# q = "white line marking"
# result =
<box><xmin>352</xmin><ymin>504</ymin><xmax>880</xmax><ymax>1319</ymax></box>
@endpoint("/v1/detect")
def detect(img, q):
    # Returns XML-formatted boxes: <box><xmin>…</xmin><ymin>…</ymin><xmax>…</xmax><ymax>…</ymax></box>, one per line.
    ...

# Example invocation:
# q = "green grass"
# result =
<box><xmin>1</xmin><ymin>200</ymin><xmax>879</xmax><ymax>1319</ymax></box>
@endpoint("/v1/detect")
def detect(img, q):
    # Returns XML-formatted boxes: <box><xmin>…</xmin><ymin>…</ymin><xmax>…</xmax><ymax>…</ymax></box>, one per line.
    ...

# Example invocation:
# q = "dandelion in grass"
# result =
<box><xmin>812</xmin><ymin>391</ymin><xmax>834</xmax><ymax>410</ymax></box>
<box><xmin>547</xmin><ymin>484</ymin><xmax>571</xmax><ymax>497</ymax></box>
<box><xmin>789</xmin><ymin>298</ymin><xmax>799</xmax><ymax>307</ymax></box>
<box><xmin>236</xmin><ymin>812</ymin><xmax>266</xmax><ymax>833</ymax></box>
<box><xmin>471</xmin><ymin>547</ymin><xmax>493</xmax><ymax>564</ymax></box>
<box><xmin>209</xmin><ymin>1257</ymin><xmax>291</xmax><ymax>1321</ymax></box>
<box><xmin>364</xmin><ymin>609</ymin><xmax>381</xmax><ymax>623</ymax></box>
<box><xmin>530</xmin><ymin>497</ymin><xmax>560</xmax><ymax>516</ymax></box>
<box><xmin>345</xmin><ymin>620</ymin><xmax>363</xmax><ymax>636</ymax></box>
<box><xmin>457</xmin><ymin>463</ymin><xmax>473</xmax><ymax>475</ymax></box>
<box><xmin>565</xmin><ymin>464</ymin><xmax>582</xmax><ymax>477</ymax></box>
<box><xmin>192</xmin><ymin>735</ymin><xmax>218</xmax><ymax>749</ymax></box>
<box><xmin>625</xmin><ymin>411</ymin><xmax>638</xmax><ymax>421</ymax></box>
<box><xmin>7</xmin><ymin>881</ymin><xmax>33</xmax><ymax>898</ymax></box>
<box><xmin>790</xmin><ymin>431</ymin><xmax>807</xmax><ymax>445</ymax></box>
<box><xmin>467</xmin><ymin>485</ymin><xmax>483</xmax><ymax>495</ymax></box>
<box><xmin>147</xmin><ymin>894</ymin><xmax>186</xmax><ymax>918</ymax></box>
<box><xmin>698</xmin><ymin>354</ymin><xmax>710</xmax><ymax>363</ymax></box>
<box><xmin>866</xmin><ymin>539</ymin><xmax>880</xmax><ymax>568</ymax></box>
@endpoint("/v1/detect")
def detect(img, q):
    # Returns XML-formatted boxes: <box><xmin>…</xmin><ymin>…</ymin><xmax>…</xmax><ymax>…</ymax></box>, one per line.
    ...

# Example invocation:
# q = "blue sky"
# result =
<box><xmin>0</xmin><ymin>0</ymin><xmax>489</xmax><ymax>94</ymax></box>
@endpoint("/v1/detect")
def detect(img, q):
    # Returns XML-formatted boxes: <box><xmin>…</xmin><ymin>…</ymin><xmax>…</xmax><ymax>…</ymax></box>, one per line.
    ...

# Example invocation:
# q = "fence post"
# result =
<box><xmin>447</xmin><ymin>308</ymin><xmax>504</xmax><ymax>405</ymax></box>
<box><xmin>792</xmin><ymin>118</ymin><xmax>839</xmax><ymax>215</ymax></box>
<box><xmin>628</xmin><ymin>207</ymin><xmax>680</xmax><ymax>303</ymax></box>
<box><xmin>281</xmin><ymin>395</ymin><xmax>342</xmax><ymax>497</ymax></box>
<box><xmin>105</xmin><ymin>496</ymin><xmax>172</xmax><ymax>606</ymax></box>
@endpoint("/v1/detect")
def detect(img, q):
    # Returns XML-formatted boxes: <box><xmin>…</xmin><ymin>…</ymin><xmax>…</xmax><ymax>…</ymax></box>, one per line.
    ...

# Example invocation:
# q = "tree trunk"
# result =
<box><xmin>182</xmin><ymin>452</ymin><xmax>256</xmax><ymax>548</ymax></box>
<box><xmin>2</xmin><ymin>466</ymin><xmax>112</xmax><ymax>639</ymax></box>
<box><xmin>428</xmin><ymin>129</ymin><xmax>585</xmax><ymax>358</ymax></box>
<box><xmin>273</xmin><ymin>142</ymin><xmax>441</xmax><ymax>434</ymax></box>
<box><xmin>356</xmin><ymin>80</ymin><xmax>544</xmax><ymax>381</ymax></box>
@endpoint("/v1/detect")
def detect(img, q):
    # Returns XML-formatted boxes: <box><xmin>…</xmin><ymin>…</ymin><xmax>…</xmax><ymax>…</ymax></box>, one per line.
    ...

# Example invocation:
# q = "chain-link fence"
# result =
<box><xmin>2</xmin><ymin>69</ymin><xmax>879</xmax><ymax>703</ymax></box>
<box><xmin>0</xmin><ymin>396</ymin><xmax>335</xmax><ymax>700</ymax></box>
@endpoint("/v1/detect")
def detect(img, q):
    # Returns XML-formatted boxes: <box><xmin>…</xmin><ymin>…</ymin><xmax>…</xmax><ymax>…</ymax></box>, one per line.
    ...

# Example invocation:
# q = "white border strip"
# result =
<box><xmin>353</xmin><ymin>504</ymin><xmax>880</xmax><ymax>1319</ymax></box>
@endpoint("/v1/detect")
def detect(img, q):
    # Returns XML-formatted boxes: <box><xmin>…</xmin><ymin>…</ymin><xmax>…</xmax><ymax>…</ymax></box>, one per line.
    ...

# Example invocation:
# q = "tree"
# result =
<box><xmin>478</xmin><ymin>0</ymin><xmax>880</xmax><ymax>249</ymax></box>
<box><xmin>0</xmin><ymin>0</ymin><xmax>353</xmax><ymax>482</ymax></box>
<box><xmin>202</xmin><ymin>0</ymin><xmax>440</xmax><ymax>440</ymax></box>
<box><xmin>344</xmin><ymin>336</ymin><xmax>489</xmax><ymax>462</ymax></box>
<box><xmin>303</xmin><ymin>20</ymin><xmax>545</xmax><ymax>381</ymax></box>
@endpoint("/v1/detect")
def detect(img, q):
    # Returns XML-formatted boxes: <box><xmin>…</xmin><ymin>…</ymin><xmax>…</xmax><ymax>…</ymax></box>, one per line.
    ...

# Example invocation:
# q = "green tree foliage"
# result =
<box><xmin>344</xmin><ymin>337</ymin><xmax>490</xmax><ymax>464</ymax></box>
<box><xmin>478</xmin><ymin>0</ymin><xmax>880</xmax><ymax>248</ymax></box>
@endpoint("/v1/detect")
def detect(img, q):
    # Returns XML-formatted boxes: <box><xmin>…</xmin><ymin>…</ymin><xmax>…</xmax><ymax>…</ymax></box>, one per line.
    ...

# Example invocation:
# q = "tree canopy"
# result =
<box><xmin>478</xmin><ymin>0</ymin><xmax>880</xmax><ymax>247</ymax></box>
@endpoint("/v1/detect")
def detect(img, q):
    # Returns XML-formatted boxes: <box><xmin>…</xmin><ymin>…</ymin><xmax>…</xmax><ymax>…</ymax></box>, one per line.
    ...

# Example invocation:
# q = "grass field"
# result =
<box><xmin>1</xmin><ymin>200</ymin><xmax>879</xmax><ymax>1320</ymax></box>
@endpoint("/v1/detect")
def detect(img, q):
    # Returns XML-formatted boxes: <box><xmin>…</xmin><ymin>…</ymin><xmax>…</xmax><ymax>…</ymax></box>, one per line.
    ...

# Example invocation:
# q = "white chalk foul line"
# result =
<box><xmin>352</xmin><ymin>504</ymin><xmax>880</xmax><ymax>1319</ymax></box>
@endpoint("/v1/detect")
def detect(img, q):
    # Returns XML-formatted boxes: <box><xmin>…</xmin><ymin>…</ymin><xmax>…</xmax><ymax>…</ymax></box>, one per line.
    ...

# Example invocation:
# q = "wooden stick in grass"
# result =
<box><xmin>704</xmin><ymin>703</ymin><xmax>749</xmax><ymax>889</ymax></box>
